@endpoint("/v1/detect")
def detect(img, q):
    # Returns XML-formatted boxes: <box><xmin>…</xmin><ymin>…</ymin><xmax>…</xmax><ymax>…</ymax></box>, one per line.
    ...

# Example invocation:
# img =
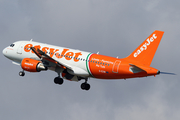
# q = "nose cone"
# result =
<box><xmin>2</xmin><ymin>47</ymin><xmax>10</xmax><ymax>59</ymax></box>
<box><xmin>2</xmin><ymin>48</ymin><xmax>7</xmax><ymax>57</ymax></box>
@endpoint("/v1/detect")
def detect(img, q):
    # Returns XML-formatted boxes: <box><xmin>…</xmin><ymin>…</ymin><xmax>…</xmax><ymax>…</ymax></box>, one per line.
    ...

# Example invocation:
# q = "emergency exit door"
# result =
<box><xmin>112</xmin><ymin>60</ymin><xmax>121</xmax><ymax>73</ymax></box>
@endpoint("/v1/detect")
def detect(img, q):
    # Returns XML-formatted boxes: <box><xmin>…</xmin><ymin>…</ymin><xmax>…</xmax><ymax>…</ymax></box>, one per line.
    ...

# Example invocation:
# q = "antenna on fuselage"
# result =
<box><xmin>97</xmin><ymin>52</ymin><xmax>99</xmax><ymax>54</ymax></box>
<box><xmin>30</xmin><ymin>39</ymin><xmax>33</xmax><ymax>42</ymax></box>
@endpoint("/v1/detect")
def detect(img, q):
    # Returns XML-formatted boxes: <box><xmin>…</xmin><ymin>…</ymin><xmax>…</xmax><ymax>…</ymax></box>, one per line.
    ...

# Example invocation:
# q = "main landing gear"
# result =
<box><xmin>54</xmin><ymin>76</ymin><xmax>91</xmax><ymax>91</ymax></box>
<box><xmin>54</xmin><ymin>77</ymin><xmax>64</xmax><ymax>85</ymax></box>
<box><xmin>18</xmin><ymin>70</ymin><xmax>90</xmax><ymax>91</ymax></box>
<box><xmin>81</xmin><ymin>79</ymin><xmax>90</xmax><ymax>91</ymax></box>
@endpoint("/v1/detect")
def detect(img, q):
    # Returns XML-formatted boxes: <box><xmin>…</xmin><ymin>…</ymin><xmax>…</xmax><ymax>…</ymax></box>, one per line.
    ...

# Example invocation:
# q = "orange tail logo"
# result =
<box><xmin>124</xmin><ymin>30</ymin><xmax>164</xmax><ymax>66</ymax></box>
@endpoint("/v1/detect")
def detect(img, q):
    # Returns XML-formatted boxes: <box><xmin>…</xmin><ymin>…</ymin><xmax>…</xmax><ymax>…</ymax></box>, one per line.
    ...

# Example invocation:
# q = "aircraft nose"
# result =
<box><xmin>2</xmin><ymin>47</ymin><xmax>8</xmax><ymax>58</ymax></box>
<box><xmin>3</xmin><ymin>48</ymin><xmax>6</xmax><ymax>56</ymax></box>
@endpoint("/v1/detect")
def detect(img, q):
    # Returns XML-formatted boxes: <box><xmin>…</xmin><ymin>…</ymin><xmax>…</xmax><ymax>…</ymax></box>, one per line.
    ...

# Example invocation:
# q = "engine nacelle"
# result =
<box><xmin>21</xmin><ymin>58</ymin><xmax>47</xmax><ymax>72</ymax></box>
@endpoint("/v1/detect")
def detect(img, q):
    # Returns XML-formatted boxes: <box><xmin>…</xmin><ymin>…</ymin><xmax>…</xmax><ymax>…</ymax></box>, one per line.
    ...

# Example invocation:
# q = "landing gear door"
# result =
<box><xmin>112</xmin><ymin>60</ymin><xmax>121</xmax><ymax>73</ymax></box>
<box><xmin>17</xmin><ymin>43</ymin><xmax>25</xmax><ymax>54</ymax></box>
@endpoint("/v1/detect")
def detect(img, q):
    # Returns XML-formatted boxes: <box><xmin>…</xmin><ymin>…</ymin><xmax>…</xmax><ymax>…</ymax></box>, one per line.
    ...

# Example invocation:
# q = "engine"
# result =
<box><xmin>21</xmin><ymin>58</ymin><xmax>47</xmax><ymax>72</ymax></box>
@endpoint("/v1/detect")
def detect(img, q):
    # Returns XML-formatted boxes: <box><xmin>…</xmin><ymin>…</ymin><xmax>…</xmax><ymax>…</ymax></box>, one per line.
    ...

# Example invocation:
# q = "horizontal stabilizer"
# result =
<box><xmin>159</xmin><ymin>72</ymin><xmax>176</xmax><ymax>75</ymax></box>
<box><xmin>129</xmin><ymin>64</ymin><xmax>145</xmax><ymax>73</ymax></box>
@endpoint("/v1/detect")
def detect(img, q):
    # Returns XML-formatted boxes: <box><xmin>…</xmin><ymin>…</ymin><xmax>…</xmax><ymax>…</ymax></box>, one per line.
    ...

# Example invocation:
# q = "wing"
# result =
<box><xmin>31</xmin><ymin>47</ymin><xmax>70</xmax><ymax>69</ymax></box>
<box><xmin>30</xmin><ymin>47</ymin><xmax>89</xmax><ymax>77</ymax></box>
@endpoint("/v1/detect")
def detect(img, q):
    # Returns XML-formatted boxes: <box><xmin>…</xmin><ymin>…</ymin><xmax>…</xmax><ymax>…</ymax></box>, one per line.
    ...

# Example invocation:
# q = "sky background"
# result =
<box><xmin>0</xmin><ymin>0</ymin><xmax>180</xmax><ymax>120</ymax></box>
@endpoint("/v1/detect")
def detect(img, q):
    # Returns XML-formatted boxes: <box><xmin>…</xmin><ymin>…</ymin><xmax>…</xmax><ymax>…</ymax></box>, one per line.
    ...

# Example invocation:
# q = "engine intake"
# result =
<box><xmin>21</xmin><ymin>58</ymin><xmax>47</xmax><ymax>72</ymax></box>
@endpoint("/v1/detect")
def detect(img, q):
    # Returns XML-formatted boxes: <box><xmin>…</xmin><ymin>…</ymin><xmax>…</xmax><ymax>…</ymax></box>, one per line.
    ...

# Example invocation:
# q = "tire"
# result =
<box><xmin>85</xmin><ymin>83</ymin><xmax>90</xmax><ymax>90</ymax></box>
<box><xmin>81</xmin><ymin>83</ymin><xmax>86</xmax><ymax>90</ymax></box>
<box><xmin>19</xmin><ymin>71</ymin><xmax>25</xmax><ymax>76</ymax></box>
<box><xmin>54</xmin><ymin>77</ymin><xmax>64</xmax><ymax>85</ymax></box>
<box><xmin>81</xmin><ymin>83</ymin><xmax>90</xmax><ymax>90</ymax></box>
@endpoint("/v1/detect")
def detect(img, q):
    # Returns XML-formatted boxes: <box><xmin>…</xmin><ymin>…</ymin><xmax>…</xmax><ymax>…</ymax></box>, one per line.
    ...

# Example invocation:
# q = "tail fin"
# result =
<box><xmin>124</xmin><ymin>30</ymin><xmax>164</xmax><ymax>66</ymax></box>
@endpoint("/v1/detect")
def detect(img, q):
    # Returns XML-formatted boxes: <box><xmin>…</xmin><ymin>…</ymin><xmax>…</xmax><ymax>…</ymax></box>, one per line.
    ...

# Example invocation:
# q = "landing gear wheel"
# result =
<box><xmin>54</xmin><ymin>77</ymin><xmax>64</xmax><ymax>85</ymax></box>
<box><xmin>19</xmin><ymin>71</ymin><xmax>25</xmax><ymax>76</ymax></box>
<box><xmin>81</xmin><ymin>83</ymin><xmax>90</xmax><ymax>91</ymax></box>
<box><xmin>81</xmin><ymin>83</ymin><xmax>86</xmax><ymax>90</ymax></box>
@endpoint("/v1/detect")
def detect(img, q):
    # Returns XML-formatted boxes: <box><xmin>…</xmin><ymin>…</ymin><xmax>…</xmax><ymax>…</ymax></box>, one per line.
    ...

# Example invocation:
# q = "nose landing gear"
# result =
<box><xmin>19</xmin><ymin>71</ymin><xmax>25</xmax><ymax>76</ymax></box>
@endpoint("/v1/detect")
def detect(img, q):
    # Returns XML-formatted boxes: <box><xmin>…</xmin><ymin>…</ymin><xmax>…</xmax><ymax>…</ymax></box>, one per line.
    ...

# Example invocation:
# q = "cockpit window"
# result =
<box><xmin>10</xmin><ymin>44</ymin><xmax>15</xmax><ymax>47</ymax></box>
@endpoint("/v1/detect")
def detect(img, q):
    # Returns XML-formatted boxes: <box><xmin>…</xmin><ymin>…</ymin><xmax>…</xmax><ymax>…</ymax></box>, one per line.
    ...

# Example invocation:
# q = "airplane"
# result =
<box><xmin>3</xmin><ymin>30</ymin><xmax>165</xmax><ymax>90</ymax></box>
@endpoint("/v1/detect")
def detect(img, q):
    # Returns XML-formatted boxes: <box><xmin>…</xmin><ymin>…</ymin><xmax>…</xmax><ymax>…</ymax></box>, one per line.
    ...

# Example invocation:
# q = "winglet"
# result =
<box><xmin>124</xmin><ymin>30</ymin><xmax>164</xmax><ymax>66</ymax></box>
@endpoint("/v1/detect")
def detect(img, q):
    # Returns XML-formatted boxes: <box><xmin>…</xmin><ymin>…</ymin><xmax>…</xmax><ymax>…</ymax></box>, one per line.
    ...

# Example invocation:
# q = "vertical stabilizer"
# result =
<box><xmin>124</xmin><ymin>30</ymin><xmax>164</xmax><ymax>66</ymax></box>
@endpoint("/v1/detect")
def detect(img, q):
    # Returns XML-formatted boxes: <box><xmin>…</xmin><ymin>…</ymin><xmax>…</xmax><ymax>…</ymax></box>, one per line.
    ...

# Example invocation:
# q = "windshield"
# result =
<box><xmin>10</xmin><ymin>44</ymin><xmax>15</xmax><ymax>47</ymax></box>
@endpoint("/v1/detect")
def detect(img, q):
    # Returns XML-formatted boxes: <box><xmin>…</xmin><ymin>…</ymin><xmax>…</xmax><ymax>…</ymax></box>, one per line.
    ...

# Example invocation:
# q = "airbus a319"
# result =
<box><xmin>3</xmin><ymin>30</ymin><xmax>165</xmax><ymax>90</ymax></box>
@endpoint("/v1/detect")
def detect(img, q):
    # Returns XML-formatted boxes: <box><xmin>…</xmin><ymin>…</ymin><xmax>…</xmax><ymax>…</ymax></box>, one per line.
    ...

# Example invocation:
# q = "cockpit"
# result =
<box><xmin>10</xmin><ymin>44</ymin><xmax>15</xmax><ymax>47</ymax></box>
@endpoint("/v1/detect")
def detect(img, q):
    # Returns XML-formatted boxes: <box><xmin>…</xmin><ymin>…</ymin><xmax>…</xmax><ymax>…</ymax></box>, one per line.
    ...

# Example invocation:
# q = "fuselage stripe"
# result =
<box><xmin>86</xmin><ymin>53</ymin><xmax>93</xmax><ymax>77</ymax></box>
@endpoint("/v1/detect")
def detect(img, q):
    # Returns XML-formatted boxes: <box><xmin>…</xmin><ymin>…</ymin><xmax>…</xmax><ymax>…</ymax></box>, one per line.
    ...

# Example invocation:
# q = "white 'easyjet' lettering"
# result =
<box><xmin>134</xmin><ymin>34</ymin><xmax>157</xmax><ymax>57</ymax></box>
